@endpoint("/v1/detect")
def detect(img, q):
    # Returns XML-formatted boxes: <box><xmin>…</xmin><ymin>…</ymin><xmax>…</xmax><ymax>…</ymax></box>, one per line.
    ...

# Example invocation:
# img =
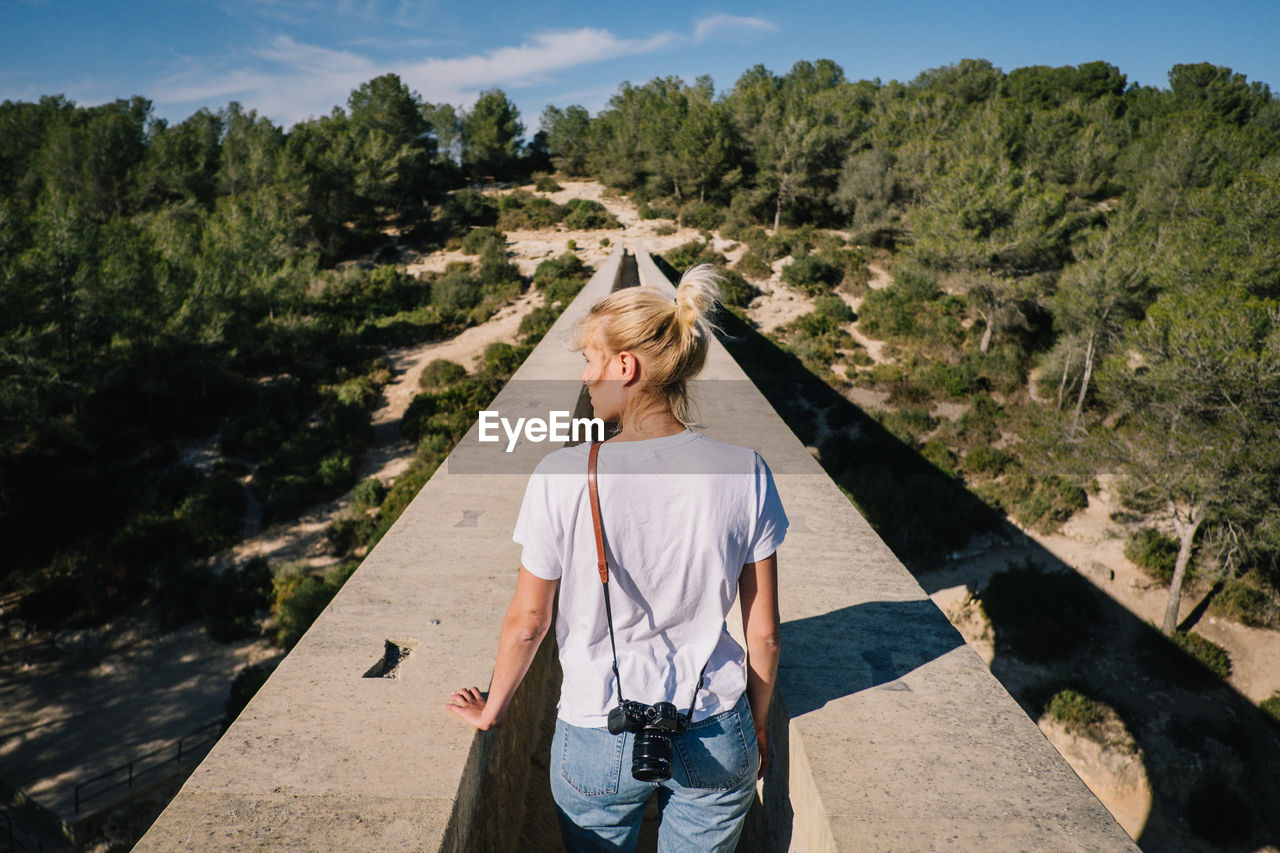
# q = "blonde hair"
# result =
<box><xmin>572</xmin><ymin>263</ymin><xmax>723</xmax><ymax>429</ymax></box>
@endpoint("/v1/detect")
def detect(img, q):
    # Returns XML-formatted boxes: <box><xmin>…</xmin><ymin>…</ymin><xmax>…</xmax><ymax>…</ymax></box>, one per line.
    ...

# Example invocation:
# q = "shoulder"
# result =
<box><xmin>530</xmin><ymin>442</ymin><xmax>592</xmax><ymax>477</ymax></box>
<box><xmin>685</xmin><ymin>433</ymin><xmax>767</xmax><ymax>475</ymax></box>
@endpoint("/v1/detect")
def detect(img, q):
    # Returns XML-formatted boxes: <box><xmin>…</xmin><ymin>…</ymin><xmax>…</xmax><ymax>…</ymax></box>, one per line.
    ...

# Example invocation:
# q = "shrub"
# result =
<box><xmin>718</xmin><ymin>270</ymin><xmax>759</xmax><ymax>309</ymax></box>
<box><xmin>1261</xmin><ymin>691</ymin><xmax>1280</xmax><ymax>725</ymax></box>
<box><xmin>962</xmin><ymin>446</ymin><xmax>1012</xmax><ymax>478</ymax></box>
<box><xmin>203</xmin><ymin>558</ymin><xmax>272</xmax><ymax>642</ymax></box>
<box><xmin>1125</xmin><ymin>527</ymin><xmax>1179</xmax><ymax>582</ymax></box>
<box><xmin>271</xmin><ymin>561</ymin><xmax>358</xmax><ymax>649</ymax></box>
<box><xmin>920</xmin><ymin>440</ymin><xmax>957</xmax><ymax>478</ymax></box>
<box><xmin>682</xmin><ymin>203</ymin><xmax>723</xmax><ymax>230</ymax></box>
<box><xmin>1171</xmin><ymin>631</ymin><xmax>1232</xmax><ymax>678</ymax></box>
<box><xmin>461</xmin><ymin>226</ymin><xmax>506</xmax><ymax>255</ymax></box>
<box><xmin>637</xmin><ymin>201</ymin><xmax>677</xmax><ymax>220</ymax></box>
<box><xmin>431</xmin><ymin>266</ymin><xmax>482</xmax><ymax>317</ymax></box>
<box><xmin>174</xmin><ymin>472</ymin><xmax>248</xmax><ymax>554</ymax></box>
<box><xmin>477</xmin><ymin>341</ymin><xmax>529</xmax><ymax>379</ymax></box>
<box><xmin>401</xmin><ymin>377</ymin><xmax>503</xmax><ymax>443</ymax></box>
<box><xmin>224</xmin><ymin>661</ymin><xmax>278</xmax><ymax>727</ymax></box>
<box><xmin>350</xmin><ymin>477</ymin><xmax>387</xmax><ymax>509</ymax></box>
<box><xmin>534</xmin><ymin>174</ymin><xmax>563</xmax><ymax>193</ymax></box>
<box><xmin>562</xmin><ymin>198</ymin><xmax>620</xmax><ymax>229</ymax></box>
<box><xmin>733</xmin><ymin>251</ymin><xmax>773</xmax><ymax>281</ymax></box>
<box><xmin>979</xmin><ymin>559</ymin><xmax>1097</xmax><ymax>661</ymax></box>
<box><xmin>519</xmin><ymin>305</ymin><xmax>560</xmax><ymax>344</ymax></box>
<box><xmin>327</xmin><ymin>507</ymin><xmax>376</xmax><ymax>555</ymax></box>
<box><xmin>419</xmin><ymin>359</ymin><xmax>468</xmax><ymax>390</ymax></box>
<box><xmin>654</xmin><ymin>222</ymin><xmax>677</xmax><ymax>236</ymax></box>
<box><xmin>1208</xmin><ymin>574</ymin><xmax>1279</xmax><ymax>628</ymax></box>
<box><xmin>533</xmin><ymin>252</ymin><xmax>587</xmax><ymax>287</ymax></box>
<box><xmin>920</xmin><ymin>360</ymin><xmax>982</xmax><ymax>398</ymax></box>
<box><xmin>663</xmin><ymin>240</ymin><xmax>726</xmax><ymax>273</ymax></box>
<box><xmin>782</xmin><ymin>254</ymin><xmax>843</xmax><ymax>295</ymax></box>
<box><xmin>497</xmin><ymin>191</ymin><xmax>564</xmax><ymax>229</ymax></box>
<box><xmin>1046</xmin><ymin>688</ymin><xmax>1107</xmax><ymax>731</ymax></box>
<box><xmin>813</xmin><ymin>294</ymin><xmax>854</xmax><ymax>323</ymax></box>
<box><xmin>439</xmin><ymin>189</ymin><xmax>497</xmax><ymax>234</ymax></box>
<box><xmin>600</xmin><ymin>237</ymin><xmax>611</xmax><ymax>247</ymax></box>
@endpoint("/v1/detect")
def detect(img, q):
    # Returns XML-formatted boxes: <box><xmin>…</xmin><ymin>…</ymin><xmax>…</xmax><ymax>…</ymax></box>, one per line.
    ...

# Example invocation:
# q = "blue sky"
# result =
<box><xmin>3</xmin><ymin>0</ymin><xmax>1278</xmax><ymax>134</ymax></box>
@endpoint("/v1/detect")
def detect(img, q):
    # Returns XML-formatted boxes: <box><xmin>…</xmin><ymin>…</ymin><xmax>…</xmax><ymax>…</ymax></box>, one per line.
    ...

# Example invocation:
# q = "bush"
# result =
<box><xmin>962</xmin><ymin>446</ymin><xmax>1012</xmax><ymax>478</ymax></box>
<box><xmin>477</xmin><ymin>341</ymin><xmax>529</xmax><ymax>378</ymax></box>
<box><xmin>733</xmin><ymin>250</ymin><xmax>773</xmax><ymax>281</ymax></box>
<box><xmin>461</xmin><ymin>226</ymin><xmax>506</xmax><ymax>255</ymax></box>
<box><xmin>782</xmin><ymin>254</ymin><xmax>843</xmax><ymax>295</ymax></box>
<box><xmin>431</xmin><ymin>266</ymin><xmax>482</xmax><ymax>317</ymax></box>
<box><xmin>813</xmin><ymin>294</ymin><xmax>854</xmax><ymax>323</ymax></box>
<box><xmin>637</xmin><ymin>201</ymin><xmax>676</xmax><ymax>220</ymax></box>
<box><xmin>350</xmin><ymin>477</ymin><xmax>386</xmax><ymax>509</ymax></box>
<box><xmin>920</xmin><ymin>440</ymin><xmax>957</xmax><ymax>478</ymax></box>
<box><xmin>401</xmin><ymin>377</ymin><xmax>503</xmax><ymax>443</ymax></box>
<box><xmin>439</xmin><ymin>189</ymin><xmax>497</xmax><ymax>234</ymax></box>
<box><xmin>533</xmin><ymin>252</ymin><xmax>586</xmax><ymax>287</ymax></box>
<box><xmin>534</xmin><ymin>174</ymin><xmax>563</xmax><ymax>193</ymax></box>
<box><xmin>203</xmin><ymin>558</ymin><xmax>272</xmax><ymax>642</ymax></box>
<box><xmin>327</xmin><ymin>507</ymin><xmax>376</xmax><ymax>556</ymax></box>
<box><xmin>1209</xmin><ymin>574</ymin><xmax>1279</xmax><ymax>628</ymax></box>
<box><xmin>979</xmin><ymin>559</ymin><xmax>1098</xmax><ymax>661</ymax></box>
<box><xmin>224</xmin><ymin>661</ymin><xmax>278</xmax><ymax>727</ymax></box>
<box><xmin>271</xmin><ymin>561</ymin><xmax>358</xmax><ymax>649</ymax></box>
<box><xmin>562</xmin><ymin>198</ymin><xmax>620</xmax><ymax>229</ymax></box>
<box><xmin>1046</xmin><ymin>688</ymin><xmax>1107</xmax><ymax>731</ymax></box>
<box><xmin>419</xmin><ymin>359</ymin><xmax>468</xmax><ymax>391</ymax></box>
<box><xmin>1171</xmin><ymin>630</ymin><xmax>1232</xmax><ymax>678</ymax></box>
<box><xmin>663</xmin><ymin>239</ymin><xmax>726</xmax><ymax>273</ymax></box>
<box><xmin>1125</xmin><ymin>527</ymin><xmax>1179</xmax><ymax>582</ymax></box>
<box><xmin>1012</xmin><ymin>474</ymin><xmax>1087</xmax><ymax>532</ymax></box>
<box><xmin>878</xmin><ymin>406</ymin><xmax>938</xmax><ymax>444</ymax></box>
<box><xmin>718</xmin><ymin>270</ymin><xmax>759</xmax><ymax>309</ymax></box>
<box><xmin>497</xmin><ymin>190</ymin><xmax>564</xmax><ymax>229</ymax></box>
<box><xmin>1261</xmin><ymin>691</ymin><xmax>1280</xmax><ymax>725</ymax></box>
<box><xmin>682</xmin><ymin>203</ymin><xmax>723</xmax><ymax>230</ymax></box>
<box><xmin>519</xmin><ymin>305</ymin><xmax>560</xmax><ymax>344</ymax></box>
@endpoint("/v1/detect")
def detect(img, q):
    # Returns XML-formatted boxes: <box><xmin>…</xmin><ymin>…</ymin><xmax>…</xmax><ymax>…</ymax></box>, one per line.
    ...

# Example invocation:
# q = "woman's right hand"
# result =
<box><xmin>756</xmin><ymin>724</ymin><xmax>769</xmax><ymax>779</ymax></box>
<box><xmin>445</xmin><ymin>686</ymin><xmax>495</xmax><ymax>730</ymax></box>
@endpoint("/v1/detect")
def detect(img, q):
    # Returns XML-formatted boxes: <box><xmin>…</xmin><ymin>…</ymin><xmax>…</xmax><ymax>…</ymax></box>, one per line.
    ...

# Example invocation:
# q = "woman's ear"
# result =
<box><xmin>617</xmin><ymin>350</ymin><xmax>640</xmax><ymax>384</ymax></box>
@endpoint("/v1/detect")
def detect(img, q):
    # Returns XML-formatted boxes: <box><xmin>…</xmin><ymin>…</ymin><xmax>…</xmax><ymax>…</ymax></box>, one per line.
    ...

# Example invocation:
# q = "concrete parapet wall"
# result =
<box><xmin>139</xmin><ymin>246</ymin><xmax>1137</xmax><ymax>851</ymax></box>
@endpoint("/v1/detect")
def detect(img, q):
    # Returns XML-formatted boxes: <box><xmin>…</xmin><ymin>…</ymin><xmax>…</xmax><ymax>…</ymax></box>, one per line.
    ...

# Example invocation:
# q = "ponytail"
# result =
<box><xmin>572</xmin><ymin>263</ymin><xmax>725</xmax><ymax>428</ymax></box>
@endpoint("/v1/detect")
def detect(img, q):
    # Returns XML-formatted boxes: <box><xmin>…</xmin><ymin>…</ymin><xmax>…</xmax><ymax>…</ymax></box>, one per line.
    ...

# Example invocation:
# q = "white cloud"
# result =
<box><xmin>694</xmin><ymin>14</ymin><xmax>777</xmax><ymax>42</ymax></box>
<box><xmin>142</xmin><ymin>16</ymin><xmax>769</xmax><ymax>126</ymax></box>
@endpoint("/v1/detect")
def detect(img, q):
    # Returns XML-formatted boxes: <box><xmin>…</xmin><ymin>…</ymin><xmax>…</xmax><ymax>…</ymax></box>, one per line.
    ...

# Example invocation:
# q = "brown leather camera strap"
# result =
<box><xmin>588</xmin><ymin>441</ymin><xmax>609</xmax><ymax>584</ymax></box>
<box><xmin>588</xmin><ymin>441</ymin><xmax>625</xmax><ymax>703</ymax></box>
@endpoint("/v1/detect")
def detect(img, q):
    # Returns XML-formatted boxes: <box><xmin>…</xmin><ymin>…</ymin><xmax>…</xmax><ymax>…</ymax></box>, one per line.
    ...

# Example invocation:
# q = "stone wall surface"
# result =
<box><xmin>137</xmin><ymin>245</ymin><xmax>1138</xmax><ymax>851</ymax></box>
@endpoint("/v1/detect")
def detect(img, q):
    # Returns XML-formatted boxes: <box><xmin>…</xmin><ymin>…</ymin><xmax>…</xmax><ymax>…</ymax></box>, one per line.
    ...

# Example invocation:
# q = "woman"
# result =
<box><xmin>446</xmin><ymin>264</ymin><xmax>787</xmax><ymax>852</ymax></box>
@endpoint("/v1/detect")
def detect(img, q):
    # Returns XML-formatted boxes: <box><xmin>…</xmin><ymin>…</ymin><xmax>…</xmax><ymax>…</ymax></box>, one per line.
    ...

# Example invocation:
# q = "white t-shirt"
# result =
<box><xmin>512</xmin><ymin>428</ymin><xmax>788</xmax><ymax>727</ymax></box>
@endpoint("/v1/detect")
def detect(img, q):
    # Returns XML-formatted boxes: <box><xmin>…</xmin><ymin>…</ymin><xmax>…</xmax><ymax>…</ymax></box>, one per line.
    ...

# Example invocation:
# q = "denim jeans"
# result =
<box><xmin>550</xmin><ymin>692</ymin><xmax>758</xmax><ymax>853</ymax></box>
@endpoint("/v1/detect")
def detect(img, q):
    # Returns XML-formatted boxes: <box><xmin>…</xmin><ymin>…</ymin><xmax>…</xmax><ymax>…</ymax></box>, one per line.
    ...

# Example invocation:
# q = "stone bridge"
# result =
<box><xmin>137</xmin><ymin>247</ymin><xmax>1136</xmax><ymax>851</ymax></box>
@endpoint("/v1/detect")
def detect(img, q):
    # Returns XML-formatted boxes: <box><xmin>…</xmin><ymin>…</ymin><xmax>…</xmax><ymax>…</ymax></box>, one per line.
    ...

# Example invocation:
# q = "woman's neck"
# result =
<box><xmin>608</xmin><ymin>410</ymin><xmax>685</xmax><ymax>442</ymax></box>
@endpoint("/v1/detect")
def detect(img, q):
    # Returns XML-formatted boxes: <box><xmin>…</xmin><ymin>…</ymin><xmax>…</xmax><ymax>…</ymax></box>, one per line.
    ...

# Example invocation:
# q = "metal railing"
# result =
<box><xmin>73</xmin><ymin>721</ymin><xmax>222</xmax><ymax>815</ymax></box>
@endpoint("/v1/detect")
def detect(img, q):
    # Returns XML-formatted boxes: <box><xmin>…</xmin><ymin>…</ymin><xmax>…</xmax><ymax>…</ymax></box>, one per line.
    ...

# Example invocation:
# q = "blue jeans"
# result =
<box><xmin>550</xmin><ymin>692</ymin><xmax>758</xmax><ymax>853</ymax></box>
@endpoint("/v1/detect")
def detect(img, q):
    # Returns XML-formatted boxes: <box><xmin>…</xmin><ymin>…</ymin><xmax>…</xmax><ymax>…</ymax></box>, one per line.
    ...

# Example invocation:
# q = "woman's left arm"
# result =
<box><xmin>445</xmin><ymin>566</ymin><xmax>558</xmax><ymax>730</ymax></box>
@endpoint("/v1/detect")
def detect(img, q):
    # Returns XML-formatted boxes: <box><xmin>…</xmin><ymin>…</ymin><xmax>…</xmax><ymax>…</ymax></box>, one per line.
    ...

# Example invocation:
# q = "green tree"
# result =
<box><xmin>461</xmin><ymin>89</ymin><xmax>524</xmax><ymax>181</ymax></box>
<box><xmin>540</xmin><ymin>104</ymin><xmax>592</xmax><ymax>176</ymax></box>
<box><xmin>1095</xmin><ymin>173</ymin><xmax>1280</xmax><ymax>634</ymax></box>
<box><xmin>1050</xmin><ymin>226</ymin><xmax>1150</xmax><ymax>435</ymax></box>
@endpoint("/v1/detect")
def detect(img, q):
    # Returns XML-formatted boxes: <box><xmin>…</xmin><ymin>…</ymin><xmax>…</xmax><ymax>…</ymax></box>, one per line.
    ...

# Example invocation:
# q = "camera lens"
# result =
<box><xmin>632</xmin><ymin>729</ymin><xmax>674</xmax><ymax>782</ymax></box>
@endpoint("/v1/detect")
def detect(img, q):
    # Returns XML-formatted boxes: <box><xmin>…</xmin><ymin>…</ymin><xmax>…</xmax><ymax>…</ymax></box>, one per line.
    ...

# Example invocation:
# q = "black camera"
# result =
<box><xmin>607</xmin><ymin>699</ymin><xmax>690</xmax><ymax>782</ymax></box>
